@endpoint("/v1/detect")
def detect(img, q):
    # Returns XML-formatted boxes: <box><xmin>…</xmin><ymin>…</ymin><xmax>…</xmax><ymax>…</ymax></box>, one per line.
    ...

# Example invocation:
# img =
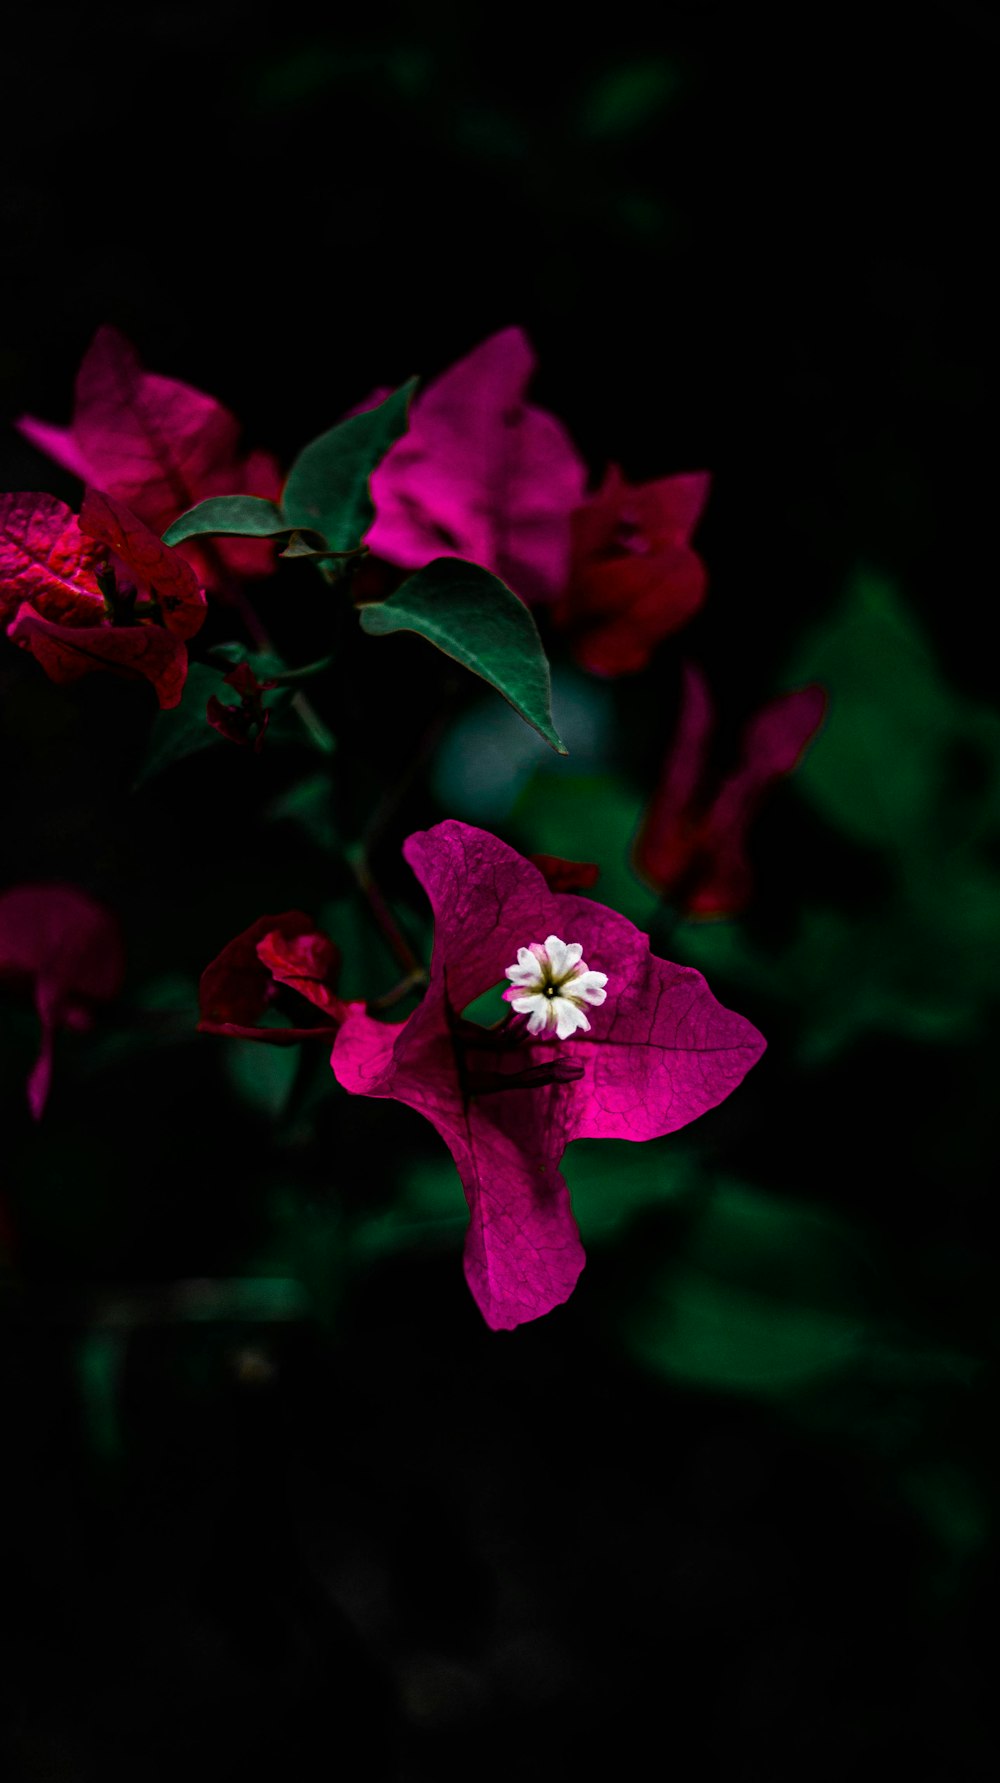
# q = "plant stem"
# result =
<box><xmin>201</xmin><ymin>541</ymin><xmax>335</xmax><ymax>755</ymax></box>
<box><xmin>350</xmin><ymin>854</ymin><xmax>425</xmax><ymax>978</ymax></box>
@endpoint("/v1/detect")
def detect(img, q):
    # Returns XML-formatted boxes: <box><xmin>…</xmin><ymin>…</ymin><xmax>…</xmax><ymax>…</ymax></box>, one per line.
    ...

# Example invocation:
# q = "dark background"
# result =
<box><xmin>1</xmin><ymin>6</ymin><xmax>996</xmax><ymax>1779</ymax></box>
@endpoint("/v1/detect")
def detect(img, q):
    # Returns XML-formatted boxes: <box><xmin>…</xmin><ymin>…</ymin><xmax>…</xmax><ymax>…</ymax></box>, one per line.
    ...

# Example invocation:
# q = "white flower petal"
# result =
<box><xmin>562</xmin><ymin>942</ymin><xmax>584</xmax><ymax>970</ymax></box>
<box><xmin>505</xmin><ymin>962</ymin><xmax>539</xmax><ymax>986</ymax></box>
<box><xmin>554</xmin><ymin>999</ymin><xmax>590</xmax><ymax>1040</ymax></box>
<box><xmin>544</xmin><ymin>935</ymin><xmax>569</xmax><ymax>978</ymax></box>
<box><xmin>577</xmin><ymin>984</ymin><xmax>607</xmax><ymax>1007</ymax></box>
<box><xmin>571</xmin><ymin>971</ymin><xmax>608</xmax><ymax>1005</ymax></box>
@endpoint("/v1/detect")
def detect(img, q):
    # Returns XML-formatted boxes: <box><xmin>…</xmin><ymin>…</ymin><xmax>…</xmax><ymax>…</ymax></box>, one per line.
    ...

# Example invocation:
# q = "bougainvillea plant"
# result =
<box><xmin>1</xmin><ymin>323</ymin><xmax>824</xmax><ymax>1333</ymax></box>
<box><xmin>333</xmin><ymin>822</ymin><xmax>765</xmax><ymax>1329</ymax></box>
<box><xmin>17</xmin><ymin>326</ymin><xmax>282</xmax><ymax>590</ymax></box>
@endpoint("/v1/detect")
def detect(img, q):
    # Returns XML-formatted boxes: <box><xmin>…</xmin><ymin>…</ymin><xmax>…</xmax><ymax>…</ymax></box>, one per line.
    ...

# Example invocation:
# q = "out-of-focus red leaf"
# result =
<box><xmin>554</xmin><ymin>466</ymin><xmax>711</xmax><ymax>676</ymax></box>
<box><xmin>635</xmin><ymin>665</ymin><xmax>828</xmax><ymax>916</ymax></box>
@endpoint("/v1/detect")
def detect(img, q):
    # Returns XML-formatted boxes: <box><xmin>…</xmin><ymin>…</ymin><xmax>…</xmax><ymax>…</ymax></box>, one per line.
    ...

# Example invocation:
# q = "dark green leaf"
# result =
<box><xmin>359</xmin><ymin>557</ymin><xmax>567</xmax><ymax>752</ymax></box>
<box><xmin>162</xmin><ymin>495</ymin><xmax>293</xmax><ymax>545</ymax></box>
<box><xmin>134</xmin><ymin>663</ymin><xmax>228</xmax><ymax>785</ymax></box>
<box><xmin>281</xmin><ymin>379</ymin><xmax>417</xmax><ymax>550</ymax></box>
<box><xmin>209</xmin><ymin>641</ymin><xmax>288</xmax><ymax>678</ymax></box>
<box><xmin>267</xmin><ymin>771</ymin><xmax>340</xmax><ymax>853</ymax></box>
<box><xmin>626</xmin><ymin>1181</ymin><xmax>869</xmax><ymax>1397</ymax></box>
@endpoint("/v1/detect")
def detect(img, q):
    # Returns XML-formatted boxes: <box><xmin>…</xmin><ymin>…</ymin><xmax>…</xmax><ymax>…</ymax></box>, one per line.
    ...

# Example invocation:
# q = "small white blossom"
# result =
<box><xmin>504</xmin><ymin>934</ymin><xmax>608</xmax><ymax>1040</ymax></box>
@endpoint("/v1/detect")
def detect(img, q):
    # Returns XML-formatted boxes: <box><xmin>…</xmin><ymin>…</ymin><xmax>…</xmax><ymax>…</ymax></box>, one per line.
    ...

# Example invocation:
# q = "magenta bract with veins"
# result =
<box><xmin>17</xmin><ymin>326</ymin><xmax>282</xmax><ymax>591</ymax></box>
<box><xmin>332</xmin><ymin>821</ymin><xmax>765</xmax><ymax>1331</ymax></box>
<box><xmin>364</xmin><ymin>327</ymin><xmax>587</xmax><ymax>603</ymax></box>
<box><xmin>0</xmin><ymin>884</ymin><xmax>124</xmax><ymax>1118</ymax></box>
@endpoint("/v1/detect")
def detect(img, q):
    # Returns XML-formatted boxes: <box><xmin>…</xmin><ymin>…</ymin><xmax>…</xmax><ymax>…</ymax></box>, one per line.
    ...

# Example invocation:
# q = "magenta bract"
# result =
<box><xmin>332</xmin><ymin>821</ymin><xmax>765</xmax><ymax>1331</ymax></box>
<box><xmin>635</xmin><ymin>664</ymin><xmax>828</xmax><ymax>915</ymax></box>
<box><xmin>17</xmin><ymin>327</ymin><xmax>282</xmax><ymax>592</ymax></box>
<box><xmin>0</xmin><ymin>884</ymin><xmax>124</xmax><ymax>1118</ymax></box>
<box><xmin>364</xmin><ymin>327</ymin><xmax>587</xmax><ymax>602</ymax></box>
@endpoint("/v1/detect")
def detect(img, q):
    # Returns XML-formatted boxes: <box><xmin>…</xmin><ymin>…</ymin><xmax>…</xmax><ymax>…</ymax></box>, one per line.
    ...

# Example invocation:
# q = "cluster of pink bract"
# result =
<box><xmin>0</xmin><ymin>323</ymin><xmax>828</xmax><ymax>1328</ymax></box>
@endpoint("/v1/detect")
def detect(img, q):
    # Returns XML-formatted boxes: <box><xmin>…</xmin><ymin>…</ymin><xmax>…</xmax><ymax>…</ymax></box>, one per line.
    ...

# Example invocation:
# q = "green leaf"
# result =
<box><xmin>77</xmin><ymin>1329</ymin><xmax>126</xmax><ymax>1465</ymax></box>
<box><xmin>209</xmin><ymin>641</ymin><xmax>288</xmax><ymax>679</ymax></box>
<box><xmin>281</xmin><ymin>379</ymin><xmax>417</xmax><ymax>551</ymax></box>
<box><xmin>267</xmin><ymin>771</ymin><xmax>340</xmax><ymax>854</ymax></box>
<box><xmin>134</xmin><ymin>662</ymin><xmax>228</xmax><ymax>785</ymax></box>
<box><xmin>134</xmin><ymin>661</ymin><xmax>314</xmax><ymax>786</ymax></box>
<box><xmin>626</xmin><ymin>1182</ymin><xmax>869</xmax><ymax>1397</ymax></box>
<box><xmin>581</xmin><ymin>59</ymin><xmax>681</xmax><ymax>138</ymax></box>
<box><xmin>359</xmin><ymin>557</ymin><xmax>567</xmax><ymax>752</ymax></box>
<box><xmin>789</xmin><ymin>571</ymin><xmax>1000</xmax><ymax>855</ymax></box>
<box><xmin>510</xmin><ymin>770</ymin><xmax>655</xmax><ymax>921</ymax></box>
<box><xmin>226</xmin><ymin>1035</ymin><xmax>300</xmax><ymax>1119</ymax></box>
<box><xmin>162</xmin><ymin>495</ymin><xmax>292</xmax><ymax>546</ymax></box>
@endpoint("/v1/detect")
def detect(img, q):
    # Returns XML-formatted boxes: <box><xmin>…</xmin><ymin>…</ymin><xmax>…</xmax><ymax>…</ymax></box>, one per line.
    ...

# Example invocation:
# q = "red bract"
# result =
<box><xmin>0</xmin><ymin>490</ymin><xmax>205</xmax><ymax>708</ymax></box>
<box><xmin>17</xmin><ymin>326</ymin><xmax>282</xmax><ymax>591</ymax></box>
<box><xmin>206</xmin><ymin>661</ymin><xmax>275</xmax><ymax>750</ymax></box>
<box><xmin>79</xmin><ymin>489</ymin><xmax>206</xmax><ymax>639</ymax></box>
<box><xmin>364</xmin><ymin>327</ymin><xmax>587</xmax><ymax>602</ymax></box>
<box><xmin>634</xmin><ymin>664</ymin><xmax>827</xmax><ymax>916</ymax></box>
<box><xmin>198</xmin><ymin>912</ymin><xmax>345</xmax><ymax>1043</ymax></box>
<box><xmin>333</xmin><ymin>821</ymin><xmax>765</xmax><ymax>1331</ymax></box>
<box><xmin>0</xmin><ymin>884</ymin><xmax>124</xmax><ymax>1118</ymax></box>
<box><xmin>550</xmin><ymin>465</ymin><xmax>710</xmax><ymax>676</ymax></box>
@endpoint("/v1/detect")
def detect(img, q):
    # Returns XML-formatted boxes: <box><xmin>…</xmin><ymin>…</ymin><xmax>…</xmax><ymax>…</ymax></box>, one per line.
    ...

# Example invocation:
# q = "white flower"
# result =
<box><xmin>504</xmin><ymin>934</ymin><xmax>608</xmax><ymax>1040</ymax></box>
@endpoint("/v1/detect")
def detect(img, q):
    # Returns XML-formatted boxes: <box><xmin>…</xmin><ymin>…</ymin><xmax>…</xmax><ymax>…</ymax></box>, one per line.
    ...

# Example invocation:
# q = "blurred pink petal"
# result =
<box><xmin>0</xmin><ymin>885</ymin><xmax>124</xmax><ymax>1119</ymax></box>
<box><xmin>365</xmin><ymin>327</ymin><xmax>587</xmax><ymax>602</ymax></box>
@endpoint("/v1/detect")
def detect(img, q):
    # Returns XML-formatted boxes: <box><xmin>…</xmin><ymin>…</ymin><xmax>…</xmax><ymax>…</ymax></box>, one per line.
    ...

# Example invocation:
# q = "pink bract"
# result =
<box><xmin>553</xmin><ymin>465</ymin><xmax>711</xmax><ymax>676</ymax></box>
<box><xmin>332</xmin><ymin>821</ymin><xmax>765</xmax><ymax>1331</ymax></box>
<box><xmin>634</xmin><ymin>664</ymin><xmax>827</xmax><ymax>916</ymax></box>
<box><xmin>0</xmin><ymin>884</ymin><xmax>125</xmax><ymax>1118</ymax></box>
<box><xmin>364</xmin><ymin>327</ymin><xmax>587</xmax><ymax>602</ymax></box>
<box><xmin>17</xmin><ymin>326</ymin><xmax>282</xmax><ymax>592</ymax></box>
